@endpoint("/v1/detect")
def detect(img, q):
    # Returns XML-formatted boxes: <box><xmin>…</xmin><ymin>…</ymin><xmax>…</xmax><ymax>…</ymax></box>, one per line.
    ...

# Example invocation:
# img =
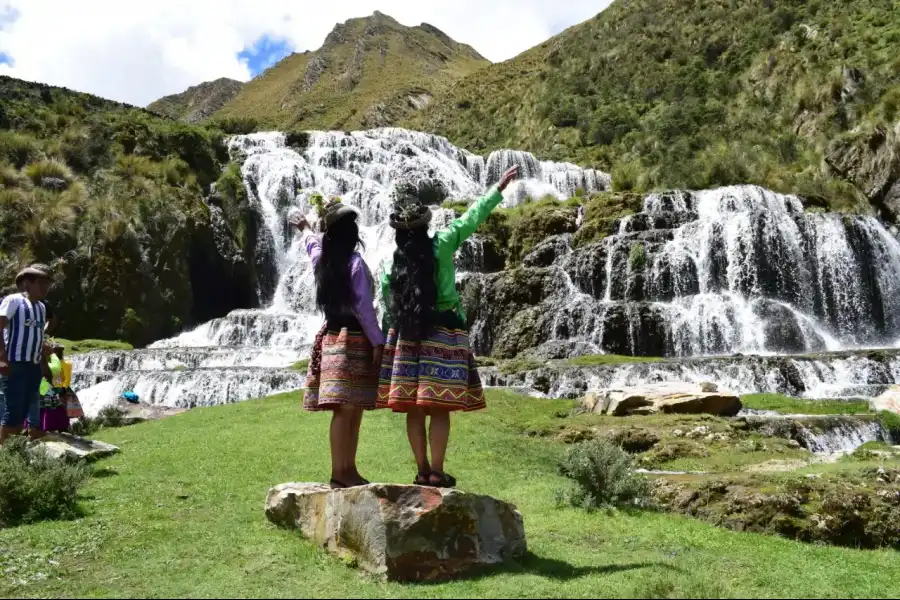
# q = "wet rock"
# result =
<box><xmin>265</xmin><ymin>482</ymin><xmax>526</xmax><ymax>581</ymax></box>
<box><xmin>522</xmin><ymin>234</ymin><xmax>573</xmax><ymax>268</ymax></box>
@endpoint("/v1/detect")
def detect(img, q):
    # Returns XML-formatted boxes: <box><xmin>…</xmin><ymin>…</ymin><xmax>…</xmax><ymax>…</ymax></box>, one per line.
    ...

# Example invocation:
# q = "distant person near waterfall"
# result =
<box><xmin>35</xmin><ymin>341</ymin><xmax>82</xmax><ymax>433</ymax></box>
<box><xmin>290</xmin><ymin>198</ymin><xmax>385</xmax><ymax>489</ymax></box>
<box><xmin>378</xmin><ymin>165</ymin><xmax>519</xmax><ymax>488</ymax></box>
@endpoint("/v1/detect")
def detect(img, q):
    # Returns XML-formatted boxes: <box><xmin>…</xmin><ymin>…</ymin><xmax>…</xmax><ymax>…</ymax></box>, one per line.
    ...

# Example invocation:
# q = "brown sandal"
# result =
<box><xmin>428</xmin><ymin>472</ymin><xmax>456</xmax><ymax>488</ymax></box>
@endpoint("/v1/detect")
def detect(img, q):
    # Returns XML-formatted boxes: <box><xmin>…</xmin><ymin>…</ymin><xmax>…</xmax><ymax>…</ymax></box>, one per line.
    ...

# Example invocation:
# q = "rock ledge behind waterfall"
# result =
<box><xmin>265</xmin><ymin>482</ymin><xmax>526</xmax><ymax>581</ymax></box>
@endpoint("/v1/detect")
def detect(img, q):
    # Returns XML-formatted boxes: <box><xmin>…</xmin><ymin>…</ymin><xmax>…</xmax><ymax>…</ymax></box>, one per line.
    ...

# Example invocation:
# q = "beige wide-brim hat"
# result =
<box><xmin>15</xmin><ymin>264</ymin><xmax>52</xmax><ymax>286</ymax></box>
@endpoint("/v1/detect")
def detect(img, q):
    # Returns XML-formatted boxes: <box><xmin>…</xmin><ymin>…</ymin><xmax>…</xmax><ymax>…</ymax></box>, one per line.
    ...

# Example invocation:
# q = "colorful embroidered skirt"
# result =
<box><xmin>304</xmin><ymin>324</ymin><xmax>378</xmax><ymax>411</ymax></box>
<box><xmin>377</xmin><ymin>319</ymin><xmax>486</xmax><ymax>413</ymax></box>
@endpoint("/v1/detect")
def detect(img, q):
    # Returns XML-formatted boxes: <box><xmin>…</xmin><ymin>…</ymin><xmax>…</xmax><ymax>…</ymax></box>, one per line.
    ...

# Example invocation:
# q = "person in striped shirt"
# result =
<box><xmin>0</xmin><ymin>264</ymin><xmax>52</xmax><ymax>443</ymax></box>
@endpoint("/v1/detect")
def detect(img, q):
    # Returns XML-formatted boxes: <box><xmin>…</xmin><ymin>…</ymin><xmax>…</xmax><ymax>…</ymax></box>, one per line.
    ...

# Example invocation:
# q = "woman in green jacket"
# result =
<box><xmin>378</xmin><ymin>166</ymin><xmax>519</xmax><ymax>488</ymax></box>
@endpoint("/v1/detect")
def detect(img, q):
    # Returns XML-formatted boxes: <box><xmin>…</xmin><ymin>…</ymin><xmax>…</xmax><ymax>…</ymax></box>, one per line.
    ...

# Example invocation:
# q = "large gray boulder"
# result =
<box><xmin>265</xmin><ymin>482</ymin><xmax>526</xmax><ymax>581</ymax></box>
<box><xmin>583</xmin><ymin>382</ymin><xmax>742</xmax><ymax>417</ymax></box>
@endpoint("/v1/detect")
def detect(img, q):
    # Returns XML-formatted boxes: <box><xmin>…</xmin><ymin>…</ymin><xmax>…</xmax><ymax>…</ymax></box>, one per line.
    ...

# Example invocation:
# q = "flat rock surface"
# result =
<box><xmin>584</xmin><ymin>382</ymin><xmax>742</xmax><ymax>417</ymax></box>
<box><xmin>265</xmin><ymin>482</ymin><xmax>526</xmax><ymax>581</ymax></box>
<box><xmin>38</xmin><ymin>432</ymin><xmax>120</xmax><ymax>461</ymax></box>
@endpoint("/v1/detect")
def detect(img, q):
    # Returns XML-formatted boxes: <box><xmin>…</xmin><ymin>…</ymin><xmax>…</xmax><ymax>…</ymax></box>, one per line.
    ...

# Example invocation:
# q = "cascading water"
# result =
<box><xmin>76</xmin><ymin>128</ymin><xmax>610</xmax><ymax>413</ymax></box>
<box><xmin>468</xmin><ymin>185</ymin><xmax>900</xmax><ymax>360</ymax></box>
<box><xmin>71</xmin><ymin>127</ymin><xmax>900</xmax><ymax>422</ymax></box>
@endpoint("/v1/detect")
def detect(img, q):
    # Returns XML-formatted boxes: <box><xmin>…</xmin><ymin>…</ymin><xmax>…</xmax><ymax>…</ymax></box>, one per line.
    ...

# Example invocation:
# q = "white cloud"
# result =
<box><xmin>0</xmin><ymin>0</ymin><xmax>611</xmax><ymax>107</ymax></box>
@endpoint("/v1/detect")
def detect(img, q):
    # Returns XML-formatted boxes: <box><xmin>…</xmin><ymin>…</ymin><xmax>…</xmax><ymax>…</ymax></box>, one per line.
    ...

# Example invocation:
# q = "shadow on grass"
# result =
<box><xmin>91</xmin><ymin>467</ymin><xmax>118</xmax><ymax>479</ymax></box>
<box><xmin>412</xmin><ymin>552</ymin><xmax>677</xmax><ymax>585</ymax></box>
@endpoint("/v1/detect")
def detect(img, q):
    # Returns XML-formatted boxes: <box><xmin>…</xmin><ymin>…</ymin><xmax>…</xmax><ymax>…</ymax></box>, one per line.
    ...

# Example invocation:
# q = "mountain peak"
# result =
<box><xmin>147</xmin><ymin>78</ymin><xmax>244</xmax><ymax>122</ymax></box>
<box><xmin>210</xmin><ymin>12</ymin><xmax>489</xmax><ymax>130</ymax></box>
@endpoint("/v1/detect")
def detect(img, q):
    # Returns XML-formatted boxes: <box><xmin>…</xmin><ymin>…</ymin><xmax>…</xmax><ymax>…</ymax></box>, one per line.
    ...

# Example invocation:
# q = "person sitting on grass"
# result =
<box><xmin>0</xmin><ymin>264</ymin><xmax>52</xmax><ymax>444</ymax></box>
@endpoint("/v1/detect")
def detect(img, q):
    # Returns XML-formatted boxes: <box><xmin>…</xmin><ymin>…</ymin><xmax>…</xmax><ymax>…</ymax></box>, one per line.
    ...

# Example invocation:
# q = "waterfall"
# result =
<box><xmin>470</xmin><ymin>184</ymin><xmax>900</xmax><ymax>359</ymax></box>
<box><xmin>479</xmin><ymin>351</ymin><xmax>900</xmax><ymax>401</ymax></box>
<box><xmin>76</xmin><ymin>128</ymin><xmax>610</xmax><ymax>412</ymax></box>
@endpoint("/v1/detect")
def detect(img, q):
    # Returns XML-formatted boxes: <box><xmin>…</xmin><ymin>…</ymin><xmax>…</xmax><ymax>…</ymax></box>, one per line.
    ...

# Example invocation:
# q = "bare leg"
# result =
<box><xmin>428</xmin><ymin>410</ymin><xmax>451</xmax><ymax>475</ymax></box>
<box><xmin>406</xmin><ymin>407</ymin><xmax>430</xmax><ymax>475</ymax></box>
<box><xmin>330</xmin><ymin>404</ymin><xmax>356</xmax><ymax>485</ymax></box>
<box><xmin>348</xmin><ymin>407</ymin><xmax>365</xmax><ymax>481</ymax></box>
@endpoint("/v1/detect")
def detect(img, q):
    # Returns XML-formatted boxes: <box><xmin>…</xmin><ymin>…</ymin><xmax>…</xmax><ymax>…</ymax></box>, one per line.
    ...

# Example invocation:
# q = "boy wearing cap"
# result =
<box><xmin>0</xmin><ymin>264</ymin><xmax>52</xmax><ymax>443</ymax></box>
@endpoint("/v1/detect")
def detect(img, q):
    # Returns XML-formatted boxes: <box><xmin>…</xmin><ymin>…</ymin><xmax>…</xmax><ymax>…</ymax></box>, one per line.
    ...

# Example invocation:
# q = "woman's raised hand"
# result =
<box><xmin>497</xmin><ymin>166</ymin><xmax>519</xmax><ymax>191</ymax></box>
<box><xmin>289</xmin><ymin>214</ymin><xmax>309</xmax><ymax>231</ymax></box>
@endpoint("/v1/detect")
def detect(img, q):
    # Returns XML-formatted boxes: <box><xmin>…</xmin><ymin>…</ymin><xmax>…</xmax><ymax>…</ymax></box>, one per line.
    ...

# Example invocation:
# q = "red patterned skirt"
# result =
<box><xmin>304</xmin><ymin>323</ymin><xmax>378</xmax><ymax>411</ymax></box>
<box><xmin>376</xmin><ymin>313</ymin><xmax>485</xmax><ymax>413</ymax></box>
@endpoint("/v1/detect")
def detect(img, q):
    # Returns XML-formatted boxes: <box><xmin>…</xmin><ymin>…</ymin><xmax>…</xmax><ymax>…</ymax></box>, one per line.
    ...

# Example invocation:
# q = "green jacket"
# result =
<box><xmin>381</xmin><ymin>186</ymin><xmax>504</xmax><ymax>330</ymax></box>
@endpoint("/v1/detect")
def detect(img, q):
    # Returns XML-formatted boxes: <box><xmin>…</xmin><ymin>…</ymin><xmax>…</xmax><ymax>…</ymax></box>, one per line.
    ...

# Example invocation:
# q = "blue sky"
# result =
<box><xmin>238</xmin><ymin>35</ymin><xmax>293</xmax><ymax>77</ymax></box>
<box><xmin>0</xmin><ymin>52</ymin><xmax>11</xmax><ymax>66</ymax></box>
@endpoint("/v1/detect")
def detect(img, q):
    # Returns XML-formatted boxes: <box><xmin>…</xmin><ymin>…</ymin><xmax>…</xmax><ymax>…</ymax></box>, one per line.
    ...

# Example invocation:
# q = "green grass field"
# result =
<box><xmin>49</xmin><ymin>339</ymin><xmax>134</xmax><ymax>355</ymax></box>
<box><xmin>740</xmin><ymin>393</ymin><xmax>871</xmax><ymax>415</ymax></box>
<box><xmin>2</xmin><ymin>391</ymin><xmax>898</xmax><ymax>598</ymax></box>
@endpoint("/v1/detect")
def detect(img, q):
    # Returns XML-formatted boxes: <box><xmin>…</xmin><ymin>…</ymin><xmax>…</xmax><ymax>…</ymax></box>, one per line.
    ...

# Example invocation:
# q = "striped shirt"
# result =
<box><xmin>0</xmin><ymin>293</ymin><xmax>46</xmax><ymax>364</ymax></box>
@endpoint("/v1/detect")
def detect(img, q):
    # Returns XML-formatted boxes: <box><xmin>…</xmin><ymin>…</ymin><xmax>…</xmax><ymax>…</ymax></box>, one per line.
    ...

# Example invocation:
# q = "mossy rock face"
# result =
<box><xmin>640</xmin><ymin>440</ymin><xmax>710</xmax><ymax>466</ymax></box>
<box><xmin>572</xmin><ymin>192</ymin><xmax>644</xmax><ymax>247</ymax></box>
<box><xmin>605</xmin><ymin>427</ymin><xmax>661</xmax><ymax>453</ymax></box>
<box><xmin>653</xmin><ymin>473</ymin><xmax>900</xmax><ymax>550</ymax></box>
<box><xmin>462</xmin><ymin>267</ymin><xmax>563</xmax><ymax>358</ymax></box>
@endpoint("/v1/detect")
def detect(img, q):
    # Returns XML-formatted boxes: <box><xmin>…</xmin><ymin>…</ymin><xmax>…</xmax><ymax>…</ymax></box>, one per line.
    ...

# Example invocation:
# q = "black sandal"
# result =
<box><xmin>330</xmin><ymin>478</ymin><xmax>349</xmax><ymax>489</ymax></box>
<box><xmin>429</xmin><ymin>472</ymin><xmax>457</xmax><ymax>488</ymax></box>
<box><xmin>413</xmin><ymin>472</ymin><xmax>432</xmax><ymax>486</ymax></box>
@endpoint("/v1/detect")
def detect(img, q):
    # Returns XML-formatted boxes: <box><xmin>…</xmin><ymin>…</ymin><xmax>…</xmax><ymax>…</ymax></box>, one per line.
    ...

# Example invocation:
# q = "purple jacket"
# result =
<box><xmin>302</xmin><ymin>232</ymin><xmax>385</xmax><ymax>347</ymax></box>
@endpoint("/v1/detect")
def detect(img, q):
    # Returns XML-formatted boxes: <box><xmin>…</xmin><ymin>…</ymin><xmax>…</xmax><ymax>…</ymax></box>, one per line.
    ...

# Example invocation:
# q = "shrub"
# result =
<box><xmin>610</xmin><ymin>158</ymin><xmax>647</xmax><ymax>192</ymax></box>
<box><xmin>556</xmin><ymin>439</ymin><xmax>649</xmax><ymax>511</ymax></box>
<box><xmin>23</xmin><ymin>159</ymin><xmax>74</xmax><ymax>189</ymax></box>
<box><xmin>70</xmin><ymin>405</ymin><xmax>130</xmax><ymax>436</ymax></box>
<box><xmin>876</xmin><ymin>411</ymin><xmax>900</xmax><ymax>438</ymax></box>
<box><xmin>96</xmin><ymin>405</ymin><xmax>129</xmax><ymax>429</ymax></box>
<box><xmin>211</xmin><ymin>116</ymin><xmax>259</xmax><ymax>135</ymax></box>
<box><xmin>0</xmin><ymin>131</ymin><xmax>41</xmax><ymax>169</ymax></box>
<box><xmin>0</xmin><ymin>162</ymin><xmax>28</xmax><ymax>188</ymax></box>
<box><xmin>0</xmin><ymin>436</ymin><xmax>89</xmax><ymax>527</ymax></box>
<box><xmin>628</xmin><ymin>242</ymin><xmax>647</xmax><ymax>271</ymax></box>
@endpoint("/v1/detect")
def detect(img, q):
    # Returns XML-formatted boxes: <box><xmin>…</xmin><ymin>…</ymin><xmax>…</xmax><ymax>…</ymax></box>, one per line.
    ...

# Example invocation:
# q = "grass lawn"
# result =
<box><xmin>49</xmin><ymin>339</ymin><xmax>134</xmax><ymax>355</ymax></box>
<box><xmin>1</xmin><ymin>391</ymin><xmax>898</xmax><ymax>598</ymax></box>
<box><xmin>565</xmin><ymin>354</ymin><xmax>664</xmax><ymax>367</ymax></box>
<box><xmin>740</xmin><ymin>393</ymin><xmax>871</xmax><ymax>415</ymax></box>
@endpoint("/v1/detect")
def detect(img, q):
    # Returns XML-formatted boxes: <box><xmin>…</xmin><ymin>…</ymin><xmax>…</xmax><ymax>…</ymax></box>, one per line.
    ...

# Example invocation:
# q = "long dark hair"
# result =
<box><xmin>314</xmin><ymin>215</ymin><xmax>364</xmax><ymax>316</ymax></box>
<box><xmin>389</xmin><ymin>227</ymin><xmax>436</xmax><ymax>338</ymax></box>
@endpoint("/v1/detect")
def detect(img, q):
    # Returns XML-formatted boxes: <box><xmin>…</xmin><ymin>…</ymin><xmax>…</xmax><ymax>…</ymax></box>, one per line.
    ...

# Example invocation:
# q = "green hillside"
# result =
<box><xmin>147</xmin><ymin>78</ymin><xmax>245</xmax><ymax>123</ymax></box>
<box><xmin>0</xmin><ymin>76</ymin><xmax>260</xmax><ymax>345</ymax></box>
<box><xmin>213</xmin><ymin>11</ymin><xmax>489</xmax><ymax>131</ymax></box>
<box><xmin>408</xmin><ymin>0</ymin><xmax>900</xmax><ymax>215</ymax></box>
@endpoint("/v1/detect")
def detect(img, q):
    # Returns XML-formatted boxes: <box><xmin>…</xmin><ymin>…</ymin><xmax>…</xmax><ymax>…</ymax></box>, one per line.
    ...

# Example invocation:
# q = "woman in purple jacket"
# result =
<box><xmin>290</xmin><ymin>199</ymin><xmax>385</xmax><ymax>489</ymax></box>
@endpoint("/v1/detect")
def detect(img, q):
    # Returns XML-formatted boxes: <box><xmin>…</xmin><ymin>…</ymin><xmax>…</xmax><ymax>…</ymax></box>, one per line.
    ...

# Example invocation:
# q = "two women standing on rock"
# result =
<box><xmin>292</xmin><ymin>165</ymin><xmax>519</xmax><ymax>489</ymax></box>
